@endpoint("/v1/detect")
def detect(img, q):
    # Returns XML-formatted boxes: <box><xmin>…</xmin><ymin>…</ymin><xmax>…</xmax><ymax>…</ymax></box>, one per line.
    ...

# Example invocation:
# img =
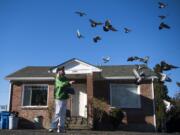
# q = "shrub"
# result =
<box><xmin>109</xmin><ymin>108</ymin><xmax>124</xmax><ymax>130</ymax></box>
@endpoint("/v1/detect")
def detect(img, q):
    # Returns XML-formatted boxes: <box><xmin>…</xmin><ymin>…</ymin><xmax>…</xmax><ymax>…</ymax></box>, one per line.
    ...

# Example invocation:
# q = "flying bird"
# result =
<box><xmin>133</xmin><ymin>68</ymin><xmax>145</xmax><ymax>84</ymax></box>
<box><xmin>160</xmin><ymin>73</ymin><xmax>172</xmax><ymax>82</ymax></box>
<box><xmin>176</xmin><ymin>82</ymin><xmax>180</xmax><ymax>87</ymax></box>
<box><xmin>127</xmin><ymin>56</ymin><xmax>139</xmax><ymax>62</ymax></box>
<box><xmin>127</xmin><ymin>56</ymin><xmax>149</xmax><ymax>64</ymax></box>
<box><xmin>159</xmin><ymin>22</ymin><xmax>170</xmax><ymax>30</ymax></box>
<box><xmin>102</xmin><ymin>56</ymin><xmax>111</xmax><ymax>63</ymax></box>
<box><xmin>89</xmin><ymin>19</ymin><xmax>103</xmax><ymax>27</ymax></box>
<box><xmin>93</xmin><ymin>36</ymin><xmax>101</xmax><ymax>43</ymax></box>
<box><xmin>76</xmin><ymin>29</ymin><xmax>84</xmax><ymax>39</ymax></box>
<box><xmin>158</xmin><ymin>2</ymin><xmax>168</xmax><ymax>9</ymax></box>
<box><xmin>103</xmin><ymin>20</ymin><xmax>118</xmax><ymax>32</ymax></box>
<box><xmin>163</xmin><ymin>100</ymin><xmax>174</xmax><ymax>112</ymax></box>
<box><xmin>158</xmin><ymin>15</ymin><xmax>166</xmax><ymax>20</ymax></box>
<box><xmin>75</xmin><ymin>11</ymin><xmax>86</xmax><ymax>17</ymax></box>
<box><xmin>160</xmin><ymin>61</ymin><xmax>179</xmax><ymax>71</ymax></box>
<box><xmin>124</xmin><ymin>27</ymin><xmax>131</xmax><ymax>33</ymax></box>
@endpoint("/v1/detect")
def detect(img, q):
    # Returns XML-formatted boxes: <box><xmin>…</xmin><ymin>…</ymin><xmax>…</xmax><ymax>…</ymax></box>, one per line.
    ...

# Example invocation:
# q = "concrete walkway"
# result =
<box><xmin>0</xmin><ymin>130</ymin><xmax>178</xmax><ymax>135</ymax></box>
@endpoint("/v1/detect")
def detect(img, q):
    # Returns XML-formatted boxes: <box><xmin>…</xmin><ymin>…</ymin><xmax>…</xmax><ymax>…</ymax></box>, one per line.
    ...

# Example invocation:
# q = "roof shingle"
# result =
<box><xmin>6</xmin><ymin>65</ymin><xmax>156</xmax><ymax>79</ymax></box>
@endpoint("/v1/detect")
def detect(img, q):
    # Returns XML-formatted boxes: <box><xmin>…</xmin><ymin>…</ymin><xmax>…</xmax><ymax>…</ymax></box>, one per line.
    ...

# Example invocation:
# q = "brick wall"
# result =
<box><xmin>10</xmin><ymin>78</ymin><xmax>155</xmax><ymax>131</ymax></box>
<box><xmin>10</xmin><ymin>81</ymin><xmax>54</xmax><ymax>129</ymax></box>
<box><xmin>93</xmin><ymin>79</ymin><xmax>155</xmax><ymax>131</ymax></box>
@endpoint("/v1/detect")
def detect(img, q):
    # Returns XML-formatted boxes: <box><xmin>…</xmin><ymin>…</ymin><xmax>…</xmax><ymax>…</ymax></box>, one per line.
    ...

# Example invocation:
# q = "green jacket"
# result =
<box><xmin>54</xmin><ymin>75</ymin><xmax>70</xmax><ymax>100</ymax></box>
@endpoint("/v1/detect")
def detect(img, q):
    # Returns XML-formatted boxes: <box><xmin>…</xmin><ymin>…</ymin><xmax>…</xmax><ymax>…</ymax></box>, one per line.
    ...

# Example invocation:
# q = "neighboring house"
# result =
<box><xmin>0</xmin><ymin>105</ymin><xmax>7</xmax><ymax>112</ymax></box>
<box><xmin>5</xmin><ymin>58</ymin><xmax>157</xmax><ymax>131</ymax></box>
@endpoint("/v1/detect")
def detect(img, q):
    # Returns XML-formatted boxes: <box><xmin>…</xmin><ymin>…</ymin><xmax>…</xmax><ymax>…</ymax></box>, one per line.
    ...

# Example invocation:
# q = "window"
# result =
<box><xmin>110</xmin><ymin>84</ymin><xmax>140</xmax><ymax>108</ymax></box>
<box><xmin>23</xmin><ymin>85</ymin><xmax>48</xmax><ymax>106</ymax></box>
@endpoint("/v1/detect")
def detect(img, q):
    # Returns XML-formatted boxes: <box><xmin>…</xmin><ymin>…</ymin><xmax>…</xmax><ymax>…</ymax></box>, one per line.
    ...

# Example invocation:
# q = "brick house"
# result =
<box><xmin>5</xmin><ymin>58</ymin><xmax>157</xmax><ymax>131</ymax></box>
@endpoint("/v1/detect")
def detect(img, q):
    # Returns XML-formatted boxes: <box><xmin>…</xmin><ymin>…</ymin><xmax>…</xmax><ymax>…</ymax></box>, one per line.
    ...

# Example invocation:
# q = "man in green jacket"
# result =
<box><xmin>49</xmin><ymin>66</ymin><xmax>75</xmax><ymax>133</ymax></box>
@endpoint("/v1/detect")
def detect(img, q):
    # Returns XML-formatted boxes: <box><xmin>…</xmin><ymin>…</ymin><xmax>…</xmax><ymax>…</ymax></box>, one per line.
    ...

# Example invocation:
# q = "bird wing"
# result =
<box><xmin>163</xmin><ymin>100</ymin><xmax>170</xmax><ymax>106</ymax></box>
<box><xmin>160</xmin><ymin>61</ymin><xmax>167</xmax><ymax>67</ymax></box>
<box><xmin>75</xmin><ymin>11</ymin><xmax>81</xmax><ymax>15</ymax></box>
<box><xmin>103</xmin><ymin>57</ymin><xmax>110</xmax><ymax>62</ymax></box>
<box><xmin>163</xmin><ymin>23</ymin><xmax>170</xmax><ymax>29</ymax></box>
<box><xmin>96</xmin><ymin>36</ymin><xmax>101</xmax><ymax>40</ymax></box>
<box><xmin>158</xmin><ymin>2</ymin><xmax>166</xmax><ymax>7</ymax></box>
<box><xmin>160</xmin><ymin>73</ymin><xmax>166</xmax><ymax>81</ymax></box>
<box><xmin>89</xmin><ymin>19</ymin><xmax>95</xmax><ymax>23</ymax></box>
<box><xmin>134</xmin><ymin>56</ymin><xmax>140</xmax><ymax>60</ymax></box>
<box><xmin>176</xmin><ymin>82</ymin><xmax>180</xmax><ymax>87</ymax></box>
<box><xmin>159</xmin><ymin>15</ymin><xmax>166</xmax><ymax>19</ymax></box>
<box><xmin>124</xmin><ymin>28</ymin><xmax>131</xmax><ymax>32</ymax></box>
<box><xmin>133</xmin><ymin>69</ymin><xmax>140</xmax><ymax>78</ymax></box>
<box><xmin>77</xmin><ymin>29</ymin><xmax>80</xmax><ymax>36</ymax></box>
<box><xmin>75</xmin><ymin>11</ymin><xmax>86</xmax><ymax>16</ymax></box>
<box><xmin>127</xmin><ymin>57</ymin><xmax>134</xmax><ymax>61</ymax></box>
<box><xmin>110</xmin><ymin>26</ymin><xmax>118</xmax><ymax>31</ymax></box>
<box><xmin>170</xmin><ymin>64</ymin><xmax>179</xmax><ymax>69</ymax></box>
<box><xmin>105</xmin><ymin>20</ymin><xmax>111</xmax><ymax>26</ymax></box>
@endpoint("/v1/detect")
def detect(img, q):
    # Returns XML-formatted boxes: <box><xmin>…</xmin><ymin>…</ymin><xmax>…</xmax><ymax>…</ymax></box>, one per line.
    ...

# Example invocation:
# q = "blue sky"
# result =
<box><xmin>0</xmin><ymin>0</ymin><xmax>180</xmax><ymax>105</ymax></box>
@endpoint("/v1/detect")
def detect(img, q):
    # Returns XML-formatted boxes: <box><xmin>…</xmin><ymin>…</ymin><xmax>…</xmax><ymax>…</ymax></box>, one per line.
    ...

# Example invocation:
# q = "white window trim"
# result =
<box><xmin>22</xmin><ymin>84</ymin><xmax>49</xmax><ymax>107</ymax></box>
<box><xmin>110</xmin><ymin>83</ymin><xmax>141</xmax><ymax>109</ymax></box>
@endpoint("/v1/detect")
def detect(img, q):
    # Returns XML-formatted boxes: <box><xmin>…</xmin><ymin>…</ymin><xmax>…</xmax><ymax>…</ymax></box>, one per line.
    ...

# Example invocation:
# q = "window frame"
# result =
<box><xmin>21</xmin><ymin>84</ymin><xmax>49</xmax><ymax>108</ymax></box>
<box><xmin>110</xmin><ymin>83</ymin><xmax>141</xmax><ymax>109</ymax></box>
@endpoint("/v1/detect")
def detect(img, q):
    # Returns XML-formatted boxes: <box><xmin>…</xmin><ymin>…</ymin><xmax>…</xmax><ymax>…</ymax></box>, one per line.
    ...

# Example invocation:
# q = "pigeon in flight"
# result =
<box><xmin>158</xmin><ymin>2</ymin><xmax>168</xmax><ymax>9</ymax></box>
<box><xmin>127</xmin><ymin>56</ymin><xmax>139</xmax><ymax>62</ymax></box>
<box><xmin>93</xmin><ymin>36</ymin><xmax>101</xmax><ymax>43</ymax></box>
<box><xmin>89</xmin><ymin>19</ymin><xmax>103</xmax><ymax>27</ymax></box>
<box><xmin>102</xmin><ymin>56</ymin><xmax>111</xmax><ymax>63</ymax></box>
<box><xmin>176</xmin><ymin>82</ymin><xmax>180</xmax><ymax>87</ymax></box>
<box><xmin>158</xmin><ymin>15</ymin><xmax>166</xmax><ymax>20</ymax></box>
<box><xmin>163</xmin><ymin>100</ymin><xmax>174</xmax><ymax>112</ymax></box>
<box><xmin>103</xmin><ymin>20</ymin><xmax>118</xmax><ymax>32</ymax></box>
<box><xmin>127</xmin><ymin>56</ymin><xmax>149</xmax><ymax>64</ymax></box>
<box><xmin>159</xmin><ymin>22</ymin><xmax>170</xmax><ymax>30</ymax></box>
<box><xmin>75</xmin><ymin>11</ymin><xmax>86</xmax><ymax>17</ymax></box>
<box><xmin>133</xmin><ymin>68</ymin><xmax>145</xmax><ymax>84</ymax></box>
<box><xmin>77</xmin><ymin>29</ymin><xmax>84</xmax><ymax>39</ymax></box>
<box><xmin>160</xmin><ymin>73</ymin><xmax>172</xmax><ymax>82</ymax></box>
<box><xmin>160</xmin><ymin>61</ymin><xmax>179</xmax><ymax>71</ymax></box>
<box><xmin>124</xmin><ymin>27</ymin><xmax>131</xmax><ymax>33</ymax></box>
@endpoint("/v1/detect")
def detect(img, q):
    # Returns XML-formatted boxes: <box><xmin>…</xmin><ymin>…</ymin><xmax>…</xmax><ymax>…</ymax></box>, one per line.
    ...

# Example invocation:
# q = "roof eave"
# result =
<box><xmin>5</xmin><ymin>77</ymin><xmax>54</xmax><ymax>81</ymax></box>
<box><xmin>104</xmin><ymin>76</ymin><xmax>158</xmax><ymax>80</ymax></box>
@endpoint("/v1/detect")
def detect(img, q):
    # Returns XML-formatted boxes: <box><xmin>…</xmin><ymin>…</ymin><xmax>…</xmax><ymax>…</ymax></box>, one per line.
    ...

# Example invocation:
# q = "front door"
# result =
<box><xmin>71</xmin><ymin>84</ymin><xmax>87</xmax><ymax>118</ymax></box>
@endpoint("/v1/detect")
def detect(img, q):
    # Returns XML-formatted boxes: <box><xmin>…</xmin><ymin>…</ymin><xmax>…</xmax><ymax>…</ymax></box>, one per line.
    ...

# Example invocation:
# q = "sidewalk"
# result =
<box><xmin>0</xmin><ymin>130</ymin><xmax>178</xmax><ymax>135</ymax></box>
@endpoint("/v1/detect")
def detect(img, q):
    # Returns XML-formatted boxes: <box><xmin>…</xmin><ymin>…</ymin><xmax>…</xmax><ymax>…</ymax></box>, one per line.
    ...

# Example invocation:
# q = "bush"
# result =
<box><xmin>92</xmin><ymin>98</ymin><xmax>107</xmax><ymax>130</ymax></box>
<box><xmin>109</xmin><ymin>108</ymin><xmax>124</xmax><ymax>130</ymax></box>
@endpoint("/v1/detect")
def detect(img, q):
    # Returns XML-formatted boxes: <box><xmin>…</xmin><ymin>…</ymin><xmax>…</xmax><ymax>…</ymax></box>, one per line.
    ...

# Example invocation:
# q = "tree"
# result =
<box><xmin>166</xmin><ymin>90</ymin><xmax>180</xmax><ymax>132</ymax></box>
<box><xmin>153</xmin><ymin>64</ymin><xmax>170</xmax><ymax>132</ymax></box>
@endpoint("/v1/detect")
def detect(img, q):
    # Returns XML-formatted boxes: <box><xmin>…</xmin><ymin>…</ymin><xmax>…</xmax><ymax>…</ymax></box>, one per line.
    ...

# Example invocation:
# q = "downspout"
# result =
<box><xmin>151</xmin><ymin>78</ymin><xmax>157</xmax><ymax>132</ymax></box>
<box><xmin>7</xmin><ymin>81</ymin><xmax>12</xmax><ymax>111</ymax></box>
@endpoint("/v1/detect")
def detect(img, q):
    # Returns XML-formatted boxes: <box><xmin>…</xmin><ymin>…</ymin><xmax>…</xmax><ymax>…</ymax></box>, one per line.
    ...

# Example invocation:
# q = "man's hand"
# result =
<box><xmin>69</xmin><ymin>80</ymin><xmax>75</xmax><ymax>84</ymax></box>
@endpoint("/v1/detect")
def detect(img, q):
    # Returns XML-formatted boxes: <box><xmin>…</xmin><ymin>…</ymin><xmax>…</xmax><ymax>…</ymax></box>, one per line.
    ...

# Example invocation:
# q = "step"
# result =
<box><xmin>67</xmin><ymin>125</ymin><xmax>90</xmax><ymax>130</ymax></box>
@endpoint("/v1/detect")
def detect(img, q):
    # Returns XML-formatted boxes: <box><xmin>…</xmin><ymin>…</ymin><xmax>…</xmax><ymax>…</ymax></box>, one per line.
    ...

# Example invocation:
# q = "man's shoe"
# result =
<box><xmin>60</xmin><ymin>129</ymin><xmax>66</xmax><ymax>133</ymax></box>
<box><xmin>48</xmin><ymin>128</ymin><xmax>54</xmax><ymax>132</ymax></box>
<box><xmin>57</xmin><ymin>129</ymin><xmax>66</xmax><ymax>133</ymax></box>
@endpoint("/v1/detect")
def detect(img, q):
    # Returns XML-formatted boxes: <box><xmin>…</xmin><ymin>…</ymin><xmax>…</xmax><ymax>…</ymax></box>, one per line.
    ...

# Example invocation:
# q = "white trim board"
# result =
<box><xmin>6</xmin><ymin>77</ymin><xmax>54</xmax><ymax>81</ymax></box>
<box><xmin>105</xmin><ymin>76</ymin><xmax>157</xmax><ymax>80</ymax></box>
<box><xmin>51</xmin><ymin>59</ymin><xmax>102</xmax><ymax>74</ymax></box>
